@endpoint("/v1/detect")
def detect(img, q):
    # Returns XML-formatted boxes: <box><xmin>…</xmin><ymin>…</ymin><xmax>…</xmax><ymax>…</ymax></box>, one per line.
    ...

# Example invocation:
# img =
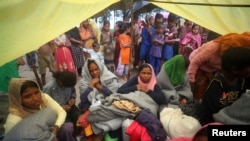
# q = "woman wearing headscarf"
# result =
<box><xmin>78</xmin><ymin>58</ymin><xmax>122</xmax><ymax>111</ymax></box>
<box><xmin>157</xmin><ymin>55</ymin><xmax>193</xmax><ymax>107</ymax></box>
<box><xmin>3</xmin><ymin>78</ymin><xmax>66</xmax><ymax>140</ymax></box>
<box><xmin>117</xmin><ymin>63</ymin><xmax>166</xmax><ymax>105</ymax></box>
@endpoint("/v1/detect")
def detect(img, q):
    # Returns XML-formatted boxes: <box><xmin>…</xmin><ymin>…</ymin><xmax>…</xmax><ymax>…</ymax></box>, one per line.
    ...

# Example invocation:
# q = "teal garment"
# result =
<box><xmin>0</xmin><ymin>60</ymin><xmax>19</xmax><ymax>93</ymax></box>
<box><xmin>164</xmin><ymin>55</ymin><xmax>185</xmax><ymax>86</ymax></box>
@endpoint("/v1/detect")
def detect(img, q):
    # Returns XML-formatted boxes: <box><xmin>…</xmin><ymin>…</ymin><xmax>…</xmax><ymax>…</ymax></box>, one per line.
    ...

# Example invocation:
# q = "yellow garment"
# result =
<box><xmin>0</xmin><ymin>0</ymin><xmax>119</xmax><ymax>66</ymax></box>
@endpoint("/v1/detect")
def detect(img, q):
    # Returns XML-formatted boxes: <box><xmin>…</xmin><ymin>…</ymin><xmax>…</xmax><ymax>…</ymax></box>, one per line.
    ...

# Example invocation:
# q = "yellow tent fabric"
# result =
<box><xmin>151</xmin><ymin>0</ymin><xmax>250</xmax><ymax>35</ymax></box>
<box><xmin>0</xmin><ymin>0</ymin><xmax>119</xmax><ymax>66</ymax></box>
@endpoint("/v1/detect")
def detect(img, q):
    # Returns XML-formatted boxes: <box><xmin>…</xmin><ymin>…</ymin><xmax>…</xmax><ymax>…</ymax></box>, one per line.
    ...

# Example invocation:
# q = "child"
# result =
<box><xmin>82</xmin><ymin>42</ymin><xmax>104</xmax><ymax>63</ymax></box>
<box><xmin>116</xmin><ymin>23</ymin><xmax>131</xmax><ymax>80</ymax></box>
<box><xmin>149</xmin><ymin>23</ymin><xmax>165</xmax><ymax>75</ymax></box>
<box><xmin>179</xmin><ymin>24</ymin><xmax>201</xmax><ymax>59</ymax></box>
<box><xmin>113</xmin><ymin>21</ymin><xmax>123</xmax><ymax>70</ymax></box>
<box><xmin>100</xmin><ymin>20</ymin><xmax>115</xmax><ymax>72</ymax></box>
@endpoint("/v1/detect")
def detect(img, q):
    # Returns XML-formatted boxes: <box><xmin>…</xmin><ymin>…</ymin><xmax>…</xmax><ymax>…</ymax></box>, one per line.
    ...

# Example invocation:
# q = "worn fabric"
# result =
<box><xmin>138</xmin><ymin>63</ymin><xmax>157</xmax><ymax>91</ymax></box>
<box><xmin>66</xmin><ymin>27</ymin><xmax>84</xmax><ymax>68</ymax></box>
<box><xmin>3</xmin><ymin>108</ymin><xmax>57</xmax><ymax>141</ymax></box>
<box><xmin>160</xmin><ymin>107</ymin><xmax>201</xmax><ymax>139</ymax></box>
<box><xmin>164</xmin><ymin>55</ymin><xmax>185</xmax><ymax>86</ymax></box>
<box><xmin>135</xmin><ymin>109</ymin><xmax>167</xmax><ymax>141</ymax></box>
<box><xmin>213</xmin><ymin>91</ymin><xmax>250</xmax><ymax>125</ymax></box>
<box><xmin>4</xmin><ymin>78</ymin><xmax>66</xmax><ymax>134</ymax></box>
<box><xmin>0</xmin><ymin>60</ymin><xmax>19</xmax><ymax>93</ymax></box>
<box><xmin>117</xmin><ymin>76</ymin><xmax>167</xmax><ymax>105</ymax></box>
<box><xmin>43</xmin><ymin>79</ymin><xmax>76</xmax><ymax>105</ymax></box>
<box><xmin>125</xmin><ymin>120</ymin><xmax>152</xmax><ymax>141</ymax></box>
<box><xmin>157</xmin><ymin>57</ymin><xmax>193</xmax><ymax>105</ymax></box>
<box><xmin>197</xmin><ymin>73</ymin><xmax>247</xmax><ymax>125</ymax></box>
<box><xmin>119</xmin><ymin>34</ymin><xmax>131</xmax><ymax>65</ymax></box>
<box><xmin>79</xmin><ymin>58</ymin><xmax>121</xmax><ymax>105</ymax></box>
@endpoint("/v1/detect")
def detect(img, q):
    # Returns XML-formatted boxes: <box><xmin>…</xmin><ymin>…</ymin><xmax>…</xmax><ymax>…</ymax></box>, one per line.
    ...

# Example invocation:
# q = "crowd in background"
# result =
<box><xmin>2</xmin><ymin>11</ymin><xmax>250</xmax><ymax>141</ymax></box>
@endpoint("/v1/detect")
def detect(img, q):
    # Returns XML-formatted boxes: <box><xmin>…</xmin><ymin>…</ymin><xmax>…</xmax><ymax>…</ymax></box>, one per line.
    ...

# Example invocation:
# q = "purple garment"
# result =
<box><xmin>149</xmin><ymin>34</ymin><xmax>164</xmax><ymax>58</ymax></box>
<box><xmin>57</xmin><ymin>122</ymin><xmax>74</xmax><ymax>141</ymax></box>
<box><xmin>135</xmin><ymin>109</ymin><xmax>167</xmax><ymax>141</ymax></box>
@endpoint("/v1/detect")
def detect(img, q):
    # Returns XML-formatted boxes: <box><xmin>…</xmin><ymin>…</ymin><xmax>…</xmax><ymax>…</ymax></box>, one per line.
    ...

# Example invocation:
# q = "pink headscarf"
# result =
<box><xmin>138</xmin><ymin>63</ymin><xmax>157</xmax><ymax>91</ymax></box>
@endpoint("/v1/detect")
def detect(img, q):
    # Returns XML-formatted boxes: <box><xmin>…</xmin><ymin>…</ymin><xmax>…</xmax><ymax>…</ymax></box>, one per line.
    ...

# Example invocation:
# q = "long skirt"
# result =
<box><xmin>55</xmin><ymin>47</ymin><xmax>76</xmax><ymax>73</ymax></box>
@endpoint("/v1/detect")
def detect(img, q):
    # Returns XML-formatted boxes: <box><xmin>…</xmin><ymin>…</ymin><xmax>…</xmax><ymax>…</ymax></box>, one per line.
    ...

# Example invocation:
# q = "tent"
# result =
<box><xmin>150</xmin><ymin>0</ymin><xmax>250</xmax><ymax>35</ymax></box>
<box><xmin>1</xmin><ymin>0</ymin><xmax>250</xmax><ymax>67</ymax></box>
<box><xmin>0</xmin><ymin>0</ymin><xmax>119</xmax><ymax>67</ymax></box>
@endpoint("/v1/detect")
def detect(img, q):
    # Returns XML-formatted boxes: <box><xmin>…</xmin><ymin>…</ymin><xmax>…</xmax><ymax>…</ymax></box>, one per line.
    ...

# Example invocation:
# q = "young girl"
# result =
<box><xmin>179</xmin><ymin>24</ymin><xmax>201</xmax><ymax>59</ymax></box>
<box><xmin>138</xmin><ymin>15</ymin><xmax>154</xmax><ymax>66</ymax></box>
<box><xmin>82</xmin><ymin>42</ymin><xmax>104</xmax><ymax>63</ymax></box>
<box><xmin>116</xmin><ymin>23</ymin><xmax>131</xmax><ymax>80</ymax></box>
<box><xmin>100</xmin><ymin>20</ymin><xmax>115</xmax><ymax>72</ymax></box>
<box><xmin>149</xmin><ymin>23</ymin><xmax>165</xmax><ymax>75</ymax></box>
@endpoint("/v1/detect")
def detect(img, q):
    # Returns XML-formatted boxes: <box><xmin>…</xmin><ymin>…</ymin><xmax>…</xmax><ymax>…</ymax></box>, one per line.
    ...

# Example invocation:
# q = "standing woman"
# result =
<box><xmin>3</xmin><ymin>78</ymin><xmax>66</xmax><ymax>140</ymax></box>
<box><xmin>66</xmin><ymin>27</ymin><xmax>85</xmax><ymax>77</ymax></box>
<box><xmin>54</xmin><ymin>33</ymin><xmax>76</xmax><ymax>73</ymax></box>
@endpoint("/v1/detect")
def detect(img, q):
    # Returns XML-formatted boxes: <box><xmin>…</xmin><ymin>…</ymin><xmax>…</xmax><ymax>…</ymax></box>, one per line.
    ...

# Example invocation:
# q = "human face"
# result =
<box><xmin>103</xmin><ymin>24</ymin><xmax>110</xmax><ymax>32</ymax></box>
<box><xmin>21</xmin><ymin>87</ymin><xmax>42</xmax><ymax>110</ymax></box>
<box><xmin>149</xmin><ymin>17</ymin><xmax>154</xmax><ymax>25</ymax></box>
<box><xmin>156</xmin><ymin>27</ymin><xmax>164</xmax><ymax>34</ymax></box>
<box><xmin>93</xmin><ymin>46</ymin><xmax>100</xmax><ymax>52</ymax></box>
<box><xmin>192</xmin><ymin>25</ymin><xmax>200</xmax><ymax>35</ymax></box>
<box><xmin>139</xmin><ymin>67</ymin><xmax>152</xmax><ymax>83</ymax></box>
<box><xmin>89</xmin><ymin>62</ymin><xmax>100</xmax><ymax>78</ymax></box>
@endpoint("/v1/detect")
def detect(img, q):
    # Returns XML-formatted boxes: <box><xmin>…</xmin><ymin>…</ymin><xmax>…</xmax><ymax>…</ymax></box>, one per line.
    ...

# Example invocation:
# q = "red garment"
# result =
<box><xmin>126</xmin><ymin>121</ymin><xmax>152</xmax><ymax>141</ymax></box>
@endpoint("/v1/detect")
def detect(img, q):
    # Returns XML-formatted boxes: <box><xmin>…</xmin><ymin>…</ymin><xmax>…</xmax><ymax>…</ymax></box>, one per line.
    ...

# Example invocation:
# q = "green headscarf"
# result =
<box><xmin>164</xmin><ymin>55</ymin><xmax>185</xmax><ymax>86</ymax></box>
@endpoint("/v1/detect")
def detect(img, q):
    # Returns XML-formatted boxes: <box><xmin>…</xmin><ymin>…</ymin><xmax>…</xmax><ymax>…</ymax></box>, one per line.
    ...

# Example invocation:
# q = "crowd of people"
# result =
<box><xmin>1</xmin><ymin>11</ymin><xmax>250</xmax><ymax>141</ymax></box>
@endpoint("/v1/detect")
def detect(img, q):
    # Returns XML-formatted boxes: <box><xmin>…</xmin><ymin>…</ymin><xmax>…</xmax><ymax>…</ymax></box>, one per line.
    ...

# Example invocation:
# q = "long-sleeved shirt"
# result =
<box><xmin>43</xmin><ymin>79</ymin><xmax>76</xmax><ymax>105</ymax></box>
<box><xmin>117</xmin><ymin>76</ymin><xmax>167</xmax><ymax>105</ymax></box>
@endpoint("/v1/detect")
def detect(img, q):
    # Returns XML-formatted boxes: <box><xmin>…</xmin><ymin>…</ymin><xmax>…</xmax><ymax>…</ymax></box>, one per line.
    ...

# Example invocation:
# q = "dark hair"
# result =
<box><xmin>192</xmin><ymin>24</ymin><xmax>199</xmax><ymax>29</ymax></box>
<box><xmin>138</xmin><ymin>63</ymin><xmax>152</xmax><ymax>75</ymax></box>
<box><xmin>53</xmin><ymin>71</ymin><xmax>77</xmax><ymax>87</ymax></box>
<box><xmin>155</xmin><ymin>13</ymin><xmax>164</xmax><ymax>20</ymax></box>
<box><xmin>183</xmin><ymin>55</ymin><xmax>190</xmax><ymax>69</ymax></box>
<box><xmin>116</xmin><ymin>21</ymin><xmax>123</xmax><ymax>29</ymax></box>
<box><xmin>87</xmin><ymin>59</ymin><xmax>98</xmax><ymax>71</ymax></box>
<box><xmin>20</xmin><ymin>80</ymin><xmax>39</xmax><ymax>94</ymax></box>
<box><xmin>103</xmin><ymin>20</ymin><xmax>110</xmax><ymax>26</ymax></box>
<box><xmin>92</xmin><ymin>42</ymin><xmax>99</xmax><ymax>48</ymax></box>
<box><xmin>119</xmin><ymin>22</ymin><xmax>130</xmax><ymax>34</ymax></box>
<box><xmin>155</xmin><ymin>23</ymin><xmax>164</xmax><ymax>29</ymax></box>
<box><xmin>221</xmin><ymin>47</ymin><xmax>250</xmax><ymax>72</ymax></box>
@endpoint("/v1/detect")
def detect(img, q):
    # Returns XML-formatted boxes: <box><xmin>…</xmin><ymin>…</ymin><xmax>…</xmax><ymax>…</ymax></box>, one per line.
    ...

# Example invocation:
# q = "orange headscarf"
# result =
<box><xmin>214</xmin><ymin>32</ymin><xmax>250</xmax><ymax>55</ymax></box>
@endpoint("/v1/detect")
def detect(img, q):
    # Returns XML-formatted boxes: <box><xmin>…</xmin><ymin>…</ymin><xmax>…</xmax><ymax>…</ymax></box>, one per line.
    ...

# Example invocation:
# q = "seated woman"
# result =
<box><xmin>156</xmin><ymin>55</ymin><xmax>193</xmax><ymax>107</ymax></box>
<box><xmin>197</xmin><ymin>47</ymin><xmax>250</xmax><ymax>125</ymax></box>
<box><xmin>117</xmin><ymin>63</ymin><xmax>167</xmax><ymax>105</ymax></box>
<box><xmin>78</xmin><ymin>58</ymin><xmax>122</xmax><ymax>111</ymax></box>
<box><xmin>3</xmin><ymin>78</ymin><xmax>66</xmax><ymax>140</ymax></box>
<box><xmin>78</xmin><ymin>58</ymin><xmax>122</xmax><ymax>140</ymax></box>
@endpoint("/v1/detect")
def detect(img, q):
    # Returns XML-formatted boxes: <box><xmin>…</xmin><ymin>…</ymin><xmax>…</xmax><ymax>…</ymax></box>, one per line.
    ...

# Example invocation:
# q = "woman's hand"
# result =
<box><xmin>89</xmin><ymin>78</ymin><xmax>100</xmax><ymax>88</ymax></box>
<box><xmin>52</xmin><ymin>125</ymin><xmax>59</xmax><ymax>136</ymax></box>
<box><xmin>68</xmin><ymin>98</ymin><xmax>76</xmax><ymax>106</ymax></box>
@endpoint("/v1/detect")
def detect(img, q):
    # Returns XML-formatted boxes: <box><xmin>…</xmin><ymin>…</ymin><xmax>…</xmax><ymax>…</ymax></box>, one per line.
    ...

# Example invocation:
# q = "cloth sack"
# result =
<box><xmin>160</xmin><ymin>107</ymin><xmax>201</xmax><ymax>139</ymax></box>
